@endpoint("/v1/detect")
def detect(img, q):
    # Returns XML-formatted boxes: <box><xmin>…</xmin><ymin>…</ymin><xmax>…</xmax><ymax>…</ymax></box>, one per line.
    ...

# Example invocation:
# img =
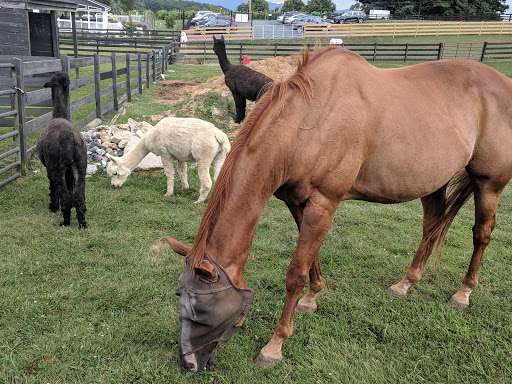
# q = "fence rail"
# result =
<box><xmin>0</xmin><ymin>48</ymin><xmax>167</xmax><ymax>188</ymax></box>
<box><xmin>303</xmin><ymin>21</ymin><xmax>512</xmax><ymax>39</ymax></box>
<box><xmin>171</xmin><ymin>41</ymin><xmax>446</xmax><ymax>64</ymax></box>
<box><xmin>481</xmin><ymin>42</ymin><xmax>512</xmax><ymax>60</ymax></box>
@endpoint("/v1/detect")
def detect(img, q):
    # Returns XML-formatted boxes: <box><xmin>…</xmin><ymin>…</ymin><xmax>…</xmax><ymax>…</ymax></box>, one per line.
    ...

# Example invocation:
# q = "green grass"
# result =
<box><xmin>1</xmin><ymin>54</ymin><xmax>512</xmax><ymax>383</ymax></box>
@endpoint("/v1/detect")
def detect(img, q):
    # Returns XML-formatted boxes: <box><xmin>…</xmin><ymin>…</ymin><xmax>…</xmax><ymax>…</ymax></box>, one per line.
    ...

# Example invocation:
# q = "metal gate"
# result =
<box><xmin>0</xmin><ymin>62</ymin><xmax>22</xmax><ymax>188</ymax></box>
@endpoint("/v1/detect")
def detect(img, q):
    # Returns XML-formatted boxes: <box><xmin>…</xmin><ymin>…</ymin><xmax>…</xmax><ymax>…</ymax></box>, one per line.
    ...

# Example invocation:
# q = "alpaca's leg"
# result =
<box><xmin>176</xmin><ymin>160</ymin><xmax>189</xmax><ymax>190</ymax></box>
<box><xmin>212</xmin><ymin>152</ymin><xmax>227</xmax><ymax>182</ymax></box>
<box><xmin>195</xmin><ymin>160</ymin><xmax>213</xmax><ymax>204</ymax></box>
<box><xmin>73</xmin><ymin>166</ymin><xmax>87</xmax><ymax>229</ymax></box>
<box><xmin>59</xmin><ymin>172</ymin><xmax>72</xmax><ymax>227</ymax></box>
<box><xmin>161</xmin><ymin>156</ymin><xmax>176</xmax><ymax>196</ymax></box>
<box><xmin>232</xmin><ymin>92</ymin><xmax>246</xmax><ymax>123</ymax></box>
<box><xmin>48</xmin><ymin>176</ymin><xmax>60</xmax><ymax>212</ymax></box>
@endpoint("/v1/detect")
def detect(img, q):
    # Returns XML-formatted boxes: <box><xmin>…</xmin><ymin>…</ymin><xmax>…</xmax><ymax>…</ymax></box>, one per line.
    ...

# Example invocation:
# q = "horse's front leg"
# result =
<box><xmin>285</xmin><ymin>202</ymin><xmax>325</xmax><ymax>313</ymax></box>
<box><xmin>254</xmin><ymin>193</ymin><xmax>337</xmax><ymax>367</ymax></box>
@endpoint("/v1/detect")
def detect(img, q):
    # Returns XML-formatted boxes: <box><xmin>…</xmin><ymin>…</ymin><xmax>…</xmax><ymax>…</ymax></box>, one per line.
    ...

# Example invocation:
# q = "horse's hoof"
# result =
<box><xmin>296</xmin><ymin>302</ymin><xmax>317</xmax><ymax>313</ymax></box>
<box><xmin>387</xmin><ymin>286</ymin><xmax>406</xmax><ymax>297</ymax></box>
<box><xmin>253</xmin><ymin>353</ymin><xmax>281</xmax><ymax>368</ymax></box>
<box><xmin>447</xmin><ymin>297</ymin><xmax>469</xmax><ymax>309</ymax></box>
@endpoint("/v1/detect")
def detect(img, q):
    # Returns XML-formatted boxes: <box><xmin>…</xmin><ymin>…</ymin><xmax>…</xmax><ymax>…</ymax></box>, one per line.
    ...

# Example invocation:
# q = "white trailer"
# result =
<box><xmin>369</xmin><ymin>10</ymin><xmax>390</xmax><ymax>20</ymax></box>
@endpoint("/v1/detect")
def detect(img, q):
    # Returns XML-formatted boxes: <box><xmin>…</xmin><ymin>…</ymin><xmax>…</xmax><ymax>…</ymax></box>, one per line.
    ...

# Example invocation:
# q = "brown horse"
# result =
<box><xmin>167</xmin><ymin>45</ymin><xmax>512</xmax><ymax>371</ymax></box>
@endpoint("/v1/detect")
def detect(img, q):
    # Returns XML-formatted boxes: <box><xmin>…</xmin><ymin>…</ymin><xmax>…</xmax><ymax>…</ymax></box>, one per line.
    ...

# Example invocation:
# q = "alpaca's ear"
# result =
<box><xmin>165</xmin><ymin>236</ymin><xmax>191</xmax><ymax>256</ymax></box>
<box><xmin>106</xmin><ymin>153</ymin><xmax>118</xmax><ymax>163</ymax></box>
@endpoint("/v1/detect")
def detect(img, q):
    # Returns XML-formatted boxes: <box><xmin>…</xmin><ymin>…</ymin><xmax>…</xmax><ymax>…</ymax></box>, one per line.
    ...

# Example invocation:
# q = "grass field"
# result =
<box><xmin>1</xmin><ymin>48</ymin><xmax>512</xmax><ymax>383</ymax></box>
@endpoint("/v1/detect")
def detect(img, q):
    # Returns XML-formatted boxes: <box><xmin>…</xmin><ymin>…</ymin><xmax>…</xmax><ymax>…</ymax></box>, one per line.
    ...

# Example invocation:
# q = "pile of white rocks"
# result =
<box><xmin>81</xmin><ymin>116</ymin><xmax>163</xmax><ymax>177</ymax></box>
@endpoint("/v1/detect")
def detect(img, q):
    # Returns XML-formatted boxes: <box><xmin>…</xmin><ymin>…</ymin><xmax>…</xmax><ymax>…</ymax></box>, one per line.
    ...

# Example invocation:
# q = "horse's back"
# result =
<box><xmin>268</xmin><ymin>47</ymin><xmax>512</xmax><ymax>203</ymax></box>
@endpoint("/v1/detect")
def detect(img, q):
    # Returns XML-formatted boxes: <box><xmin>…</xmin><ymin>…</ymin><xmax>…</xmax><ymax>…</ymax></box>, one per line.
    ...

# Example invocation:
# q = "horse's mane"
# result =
<box><xmin>187</xmin><ymin>45</ymin><xmax>333</xmax><ymax>270</ymax></box>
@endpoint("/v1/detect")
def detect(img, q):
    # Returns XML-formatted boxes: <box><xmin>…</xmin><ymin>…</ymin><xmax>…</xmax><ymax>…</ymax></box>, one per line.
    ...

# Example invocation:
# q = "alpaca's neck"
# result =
<box><xmin>118</xmin><ymin>136</ymin><xmax>150</xmax><ymax>170</ymax></box>
<box><xmin>51</xmin><ymin>86</ymin><xmax>70</xmax><ymax>120</ymax></box>
<box><xmin>215</xmin><ymin>47</ymin><xmax>232</xmax><ymax>73</ymax></box>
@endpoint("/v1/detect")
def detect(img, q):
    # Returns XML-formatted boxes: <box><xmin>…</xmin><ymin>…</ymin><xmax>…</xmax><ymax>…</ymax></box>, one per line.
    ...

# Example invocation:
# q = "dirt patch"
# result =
<box><xmin>157</xmin><ymin>55</ymin><xmax>299</xmax><ymax>108</ymax></box>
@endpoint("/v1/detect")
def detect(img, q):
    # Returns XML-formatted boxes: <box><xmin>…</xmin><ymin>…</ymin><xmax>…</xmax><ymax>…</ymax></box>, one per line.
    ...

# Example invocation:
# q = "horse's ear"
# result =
<box><xmin>213</xmin><ymin>35</ymin><xmax>216</xmax><ymax>41</ymax></box>
<box><xmin>221</xmin><ymin>35</ymin><xmax>224</xmax><ymax>42</ymax></box>
<box><xmin>195</xmin><ymin>260</ymin><xmax>218</xmax><ymax>282</ymax></box>
<box><xmin>165</xmin><ymin>236</ymin><xmax>191</xmax><ymax>256</ymax></box>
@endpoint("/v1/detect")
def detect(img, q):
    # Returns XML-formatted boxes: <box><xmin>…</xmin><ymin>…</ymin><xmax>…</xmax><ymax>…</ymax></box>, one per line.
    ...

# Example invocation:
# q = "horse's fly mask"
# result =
<box><xmin>175</xmin><ymin>259</ymin><xmax>254</xmax><ymax>360</ymax></box>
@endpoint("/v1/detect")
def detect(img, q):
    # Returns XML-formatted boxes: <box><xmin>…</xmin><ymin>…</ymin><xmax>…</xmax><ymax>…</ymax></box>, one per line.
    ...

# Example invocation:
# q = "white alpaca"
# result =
<box><xmin>106</xmin><ymin>117</ymin><xmax>230</xmax><ymax>203</ymax></box>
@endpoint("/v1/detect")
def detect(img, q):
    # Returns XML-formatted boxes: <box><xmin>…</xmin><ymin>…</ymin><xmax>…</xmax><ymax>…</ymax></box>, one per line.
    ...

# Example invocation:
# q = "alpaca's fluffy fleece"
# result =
<box><xmin>107</xmin><ymin>117</ymin><xmax>230</xmax><ymax>203</ymax></box>
<box><xmin>36</xmin><ymin>73</ymin><xmax>87</xmax><ymax>228</ymax></box>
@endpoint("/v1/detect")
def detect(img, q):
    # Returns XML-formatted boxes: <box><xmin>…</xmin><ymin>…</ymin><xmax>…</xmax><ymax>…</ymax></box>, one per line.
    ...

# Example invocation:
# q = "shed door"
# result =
<box><xmin>29</xmin><ymin>12</ymin><xmax>54</xmax><ymax>56</ymax></box>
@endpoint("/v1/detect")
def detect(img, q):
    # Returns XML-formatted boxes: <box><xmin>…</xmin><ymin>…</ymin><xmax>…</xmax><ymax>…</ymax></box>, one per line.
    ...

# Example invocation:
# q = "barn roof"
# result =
<box><xmin>0</xmin><ymin>0</ymin><xmax>78</xmax><ymax>12</ymax></box>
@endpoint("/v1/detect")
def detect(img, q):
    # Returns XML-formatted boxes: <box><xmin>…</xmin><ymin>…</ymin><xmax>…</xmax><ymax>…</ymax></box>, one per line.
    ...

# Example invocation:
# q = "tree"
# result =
<box><xmin>110</xmin><ymin>0</ymin><xmax>123</xmax><ymax>14</ymax></box>
<box><xmin>306</xmin><ymin>0</ymin><xmax>335</xmax><ymax>14</ymax></box>
<box><xmin>237</xmin><ymin>0</ymin><xmax>269</xmax><ymax>13</ymax></box>
<box><xmin>281</xmin><ymin>0</ymin><xmax>306</xmax><ymax>12</ymax></box>
<box><xmin>358</xmin><ymin>0</ymin><xmax>508</xmax><ymax>16</ymax></box>
<box><xmin>135</xmin><ymin>0</ymin><xmax>146</xmax><ymax>13</ymax></box>
<box><xmin>350</xmin><ymin>2</ymin><xmax>363</xmax><ymax>10</ymax></box>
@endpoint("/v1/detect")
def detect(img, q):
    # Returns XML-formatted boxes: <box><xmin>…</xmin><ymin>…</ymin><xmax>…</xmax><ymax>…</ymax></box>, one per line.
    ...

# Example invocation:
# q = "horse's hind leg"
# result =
<box><xmin>286</xmin><ymin>203</ymin><xmax>325</xmax><ymax>313</ymax></box>
<box><xmin>389</xmin><ymin>186</ymin><xmax>447</xmax><ymax>297</ymax></box>
<box><xmin>449</xmin><ymin>181</ymin><xmax>503</xmax><ymax>308</ymax></box>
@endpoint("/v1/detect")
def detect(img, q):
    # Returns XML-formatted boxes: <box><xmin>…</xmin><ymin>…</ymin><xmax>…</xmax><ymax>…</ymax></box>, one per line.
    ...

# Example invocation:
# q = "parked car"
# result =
<box><xmin>278</xmin><ymin>11</ymin><xmax>302</xmax><ymax>23</ymax></box>
<box><xmin>190</xmin><ymin>12</ymin><xmax>217</xmax><ymax>26</ymax></box>
<box><xmin>292</xmin><ymin>15</ymin><xmax>332</xmax><ymax>30</ymax></box>
<box><xmin>284</xmin><ymin>13</ymin><xmax>306</xmax><ymax>24</ymax></box>
<box><xmin>333</xmin><ymin>10</ymin><xmax>367</xmax><ymax>23</ymax></box>
<box><xmin>203</xmin><ymin>16</ymin><xmax>236</xmax><ymax>28</ymax></box>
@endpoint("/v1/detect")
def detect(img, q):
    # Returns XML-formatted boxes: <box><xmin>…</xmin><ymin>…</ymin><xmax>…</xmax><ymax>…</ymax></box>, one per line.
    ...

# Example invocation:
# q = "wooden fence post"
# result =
<box><xmin>480</xmin><ymin>41</ymin><xmax>488</xmax><ymax>62</ymax></box>
<box><xmin>437</xmin><ymin>43</ymin><xmax>444</xmax><ymax>60</ymax></box>
<box><xmin>152</xmin><ymin>51</ymin><xmax>156</xmax><ymax>82</ymax></box>
<box><xmin>126</xmin><ymin>53</ymin><xmax>131</xmax><ymax>102</ymax></box>
<box><xmin>93</xmin><ymin>53</ymin><xmax>102</xmax><ymax>119</ymax></box>
<box><xmin>13</xmin><ymin>58</ymin><xmax>27</xmax><ymax>175</ymax></box>
<box><xmin>71</xmin><ymin>12</ymin><xmax>79</xmax><ymax>79</ymax></box>
<box><xmin>239</xmin><ymin>42</ymin><xmax>243</xmax><ymax>64</ymax></box>
<box><xmin>60</xmin><ymin>55</ymin><xmax>72</xmax><ymax>121</ymax></box>
<box><xmin>146</xmin><ymin>52</ymin><xmax>150</xmax><ymax>88</ymax></box>
<box><xmin>111</xmin><ymin>52</ymin><xmax>118</xmax><ymax>111</ymax></box>
<box><xmin>404</xmin><ymin>43</ymin><xmax>409</xmax><ymax>62</ymax></box>
<box><xmin>138</xmin><ymin>52</ymin><xmax>143</xmax><ymax>94</ymax></box>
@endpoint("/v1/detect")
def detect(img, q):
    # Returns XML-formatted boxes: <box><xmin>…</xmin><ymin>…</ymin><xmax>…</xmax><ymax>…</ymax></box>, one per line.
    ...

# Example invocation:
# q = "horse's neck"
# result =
<box><xmin>121</xmin><ymin>136</ymin><xmax>150</xmax><ymax>170</ymax></box>
<box><xmin>203</xmin><ymin>160</ymin><xmax>281</xmax><ymax>286</ymax></box>
<box><xmin>215</xmin><ymin>47</ymin><xmax>232</xmax><ymax>74</ymax></box>
<box><xmin>52</xmin><ymin>87</ymin><xmax>69</xmax><ymax>119</ymax></box>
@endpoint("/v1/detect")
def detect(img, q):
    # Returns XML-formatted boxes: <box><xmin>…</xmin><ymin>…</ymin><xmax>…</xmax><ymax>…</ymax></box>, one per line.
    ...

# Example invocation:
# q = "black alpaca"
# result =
<box><xmin>213</xmin><ymin>35</ymin><xmax>273</xmax><ymax>123</ymax></box>
<box><xmin>36</xmin><ymin>72</ymin><xmax>88</xmax><ymax>228</ymax></box>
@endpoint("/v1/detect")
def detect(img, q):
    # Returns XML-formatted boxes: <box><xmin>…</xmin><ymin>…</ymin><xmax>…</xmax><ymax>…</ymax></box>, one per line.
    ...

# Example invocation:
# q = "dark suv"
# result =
<box><xmin>333</xmin><ymin>10</ymin><xmax>367</xmax><ymax>24</ymax></box>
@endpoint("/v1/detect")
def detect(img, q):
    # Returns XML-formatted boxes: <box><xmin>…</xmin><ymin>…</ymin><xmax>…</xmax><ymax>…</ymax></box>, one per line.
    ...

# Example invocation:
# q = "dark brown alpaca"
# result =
<box><xmin>213</xmin><ymin>35</ymin><xmax>273</xmax><ymax>123</ymax></box>
<box><xmin>36</xmin><ymin>72</ymin><xmax>87</xmax><ymax>228</ymax></box>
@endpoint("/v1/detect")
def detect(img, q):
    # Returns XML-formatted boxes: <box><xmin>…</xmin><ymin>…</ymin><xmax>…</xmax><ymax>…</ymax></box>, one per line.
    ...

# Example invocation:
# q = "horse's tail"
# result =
<box><xmin>425</xmin><ymin>169</ymin><xmax>474</xmax><ymax>267</ymax></box>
